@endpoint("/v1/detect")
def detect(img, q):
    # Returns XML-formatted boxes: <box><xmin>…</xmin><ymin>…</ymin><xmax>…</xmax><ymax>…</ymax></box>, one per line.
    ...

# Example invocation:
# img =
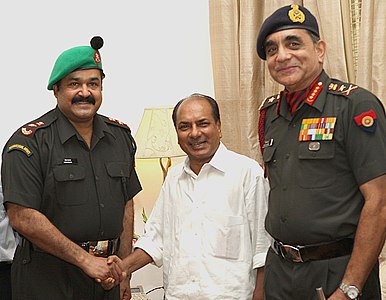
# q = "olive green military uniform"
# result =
<box><xmin>260</xmin><ymin>71</ymin><xmax>386</xmax><ymax>299</ymax></box>
<box><xmin>1</xmin><ymin>107</ymin><xmax>142</xmax><ymax>299</ymax></box>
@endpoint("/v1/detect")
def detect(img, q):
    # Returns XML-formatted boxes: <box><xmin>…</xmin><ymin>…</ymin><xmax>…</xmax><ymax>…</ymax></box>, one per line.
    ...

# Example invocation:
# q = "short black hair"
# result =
<box><xmin>172</xmin><ymin>93</ymin><xmax>220</xmax><ymax>127</ymax></box>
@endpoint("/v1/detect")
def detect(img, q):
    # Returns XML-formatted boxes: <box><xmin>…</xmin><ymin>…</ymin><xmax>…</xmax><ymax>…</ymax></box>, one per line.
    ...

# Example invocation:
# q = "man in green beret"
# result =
<box><xmin>1</xmin><ymin>36</ymin><xmax>142</xmax><ymax>299</ymax></box>
<box><xmin>257</xmin><ymin>4</ymin><xmax>385</xmax><ymax>300</ymax></box>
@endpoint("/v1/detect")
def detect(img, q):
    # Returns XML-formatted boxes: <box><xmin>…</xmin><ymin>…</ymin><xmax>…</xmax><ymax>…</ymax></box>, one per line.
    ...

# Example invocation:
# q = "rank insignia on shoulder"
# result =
<box><xmin>354</xmin><ymin>109</ymin><xmax>377</xmax><ymax>133</ymax></box>
<box><xmin>21</xmin><ymin>121</ymin><xmax>45</xmax><ymax>136</ymax></box>
<box><xmin>107</xmin><ymin>117</ymin><xmax>131</xmax><ymax>129</ymax></box>
<box><xmin>259</xmin><ymin>94</ymin><xmax>279</xmax><ymax>111</ymax></box>
<box><xmin>7</xmin><ymin>144</ymin><xmax>33</xmax><ymax>157</ymax></box>
<box><xmin>328</xmin><ymin>83</ymin><xmax>358</xmax><ymax>96</ymax></box>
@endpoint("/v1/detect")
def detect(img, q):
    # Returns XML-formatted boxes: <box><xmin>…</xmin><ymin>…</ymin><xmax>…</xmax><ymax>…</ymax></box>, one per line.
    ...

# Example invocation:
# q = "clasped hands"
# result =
<box><xmin>92</xmin><ymin>255</ymin><xmax>129</xmax><ymax>290</ymax></box>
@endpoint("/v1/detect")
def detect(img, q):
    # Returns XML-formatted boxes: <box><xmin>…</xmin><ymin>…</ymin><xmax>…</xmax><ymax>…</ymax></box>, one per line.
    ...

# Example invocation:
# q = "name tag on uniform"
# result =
<box><xmin>298</xmin><ymin>117</ymin><xmax>336</xmax><ymax>141</ymax></box>
<box><xmin>62</xmin><ymin>158</ymin><xmax>78</xmax><ymax>164</ymax></box>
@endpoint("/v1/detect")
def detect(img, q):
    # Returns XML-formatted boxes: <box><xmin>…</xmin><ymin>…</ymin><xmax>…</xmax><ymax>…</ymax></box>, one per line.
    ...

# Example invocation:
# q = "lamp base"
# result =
<box><xmin>159</xmin><ymin>157</ymin><xmax>172</xmax><ymax>181</ymax></box>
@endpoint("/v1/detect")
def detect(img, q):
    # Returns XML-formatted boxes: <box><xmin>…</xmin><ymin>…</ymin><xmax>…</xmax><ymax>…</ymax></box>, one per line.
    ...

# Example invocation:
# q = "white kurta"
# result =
<box><xmin>134</xmin><ymin>143</ymin><xmax>271</xmax><ymax>299</ymax></box>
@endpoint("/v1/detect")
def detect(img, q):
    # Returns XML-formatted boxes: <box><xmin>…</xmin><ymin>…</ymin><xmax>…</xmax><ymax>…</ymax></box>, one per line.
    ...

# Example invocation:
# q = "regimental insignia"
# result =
<box><xmin>354</xmin><ymin>109</ymin><xmax>377</xmax><ymax>133</ymax></box>
<box><xmin>94</xmin><ymin>51</ymin><xmax>101</xmax><ymax>65</ymax></box>
<box><xmin>299</xmin><ymin>117</ymin><xmax>337</xmax><ymax>141</ymax></box>
<box><xmin>7</xmin><ymin>144</ymin><xmax>33</xmax><ymax>157</ymax></box>
<box><xmin>288</xmin><ymin>5</ymin><xmax>305</xmax><ymax>23</ymax></box>
<box><xmin>21</xmin><ymin>121</ymin><xmax>45</xmax><ymax>136</ymax></box>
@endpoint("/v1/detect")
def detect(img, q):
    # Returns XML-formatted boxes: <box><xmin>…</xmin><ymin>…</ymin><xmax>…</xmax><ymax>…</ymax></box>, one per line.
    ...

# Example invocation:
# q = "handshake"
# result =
<box><xmin>95</xmin><ymin>255</ymin><xmax>129</xmax><ymax>290</ymax></box>
<box><xmin>80</xmin><ymin>253</ymin><xmax>131</xmax><ymax>292</ymax></box>
<box><xmin>81</xmin><ymin>248</ymin><xmax>152</xmax><ymax>298</ymax></box>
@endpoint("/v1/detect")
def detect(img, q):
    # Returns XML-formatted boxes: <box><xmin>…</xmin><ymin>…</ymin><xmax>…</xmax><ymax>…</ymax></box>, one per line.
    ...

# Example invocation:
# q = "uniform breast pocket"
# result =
<box><xmin>53</xmin><ymin>165</ymin><xmax>87</xmax><ymax>205</ymax></box>
<box><xmin>106</xmin><ymin>161</ymin><xmax>131</xmax><ymax>203</ymax></box>
<box><xmin>297</xmin><ymin>141</ymin><xmax>336</xmax><ymax>188</ymax></box>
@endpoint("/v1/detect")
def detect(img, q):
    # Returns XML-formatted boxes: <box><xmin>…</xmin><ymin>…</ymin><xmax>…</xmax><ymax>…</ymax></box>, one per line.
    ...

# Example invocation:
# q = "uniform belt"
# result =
<box><xmin>78</xmin><ymin>238</ymin><xmax>119</xmax><ymax>258</ymax></box>
<box><xmin>272</xmin><ymin>238</ymin><xmax>353</xmax><ymax>263</ymax></box>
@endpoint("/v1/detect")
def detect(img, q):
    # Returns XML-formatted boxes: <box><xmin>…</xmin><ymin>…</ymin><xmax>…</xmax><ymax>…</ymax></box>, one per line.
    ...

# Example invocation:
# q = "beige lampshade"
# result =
<box><xmin>135</xmin><ymin>107</ymin><xmax>186</xmax><ymax>159</ymax></box>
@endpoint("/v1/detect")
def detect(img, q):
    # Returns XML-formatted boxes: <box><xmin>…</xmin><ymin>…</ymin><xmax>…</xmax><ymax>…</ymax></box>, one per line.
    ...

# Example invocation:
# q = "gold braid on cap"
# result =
<box><xmin>288</xmin><ymin>5</ymin><xmax>305</xmax><ymax>23</ymax></box>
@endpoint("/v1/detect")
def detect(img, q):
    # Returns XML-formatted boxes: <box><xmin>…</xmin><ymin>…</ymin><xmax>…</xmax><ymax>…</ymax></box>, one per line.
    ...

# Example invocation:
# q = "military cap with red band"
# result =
<box><xmin>256</xmin><ymin>4</ymin><xmax>320</xmax><ymax>60</ymax></box>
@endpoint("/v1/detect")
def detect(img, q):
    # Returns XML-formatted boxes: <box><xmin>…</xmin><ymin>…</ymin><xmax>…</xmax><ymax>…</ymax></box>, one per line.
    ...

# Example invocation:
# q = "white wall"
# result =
<box><xmin>0</xmin><ymin>0</ymin><xmax>214</xmax><ymax>151</ymax></box>
<box><xmin>1</xmin><ymin>1</ymin><xmax>213</xmax><ymax>299</ymax></box>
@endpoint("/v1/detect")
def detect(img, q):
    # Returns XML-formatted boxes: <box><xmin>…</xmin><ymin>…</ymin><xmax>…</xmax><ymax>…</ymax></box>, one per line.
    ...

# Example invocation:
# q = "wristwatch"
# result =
<box><xmin>339</xmin><ymin>282</ymin><xmax>361</xmax><ymax>299</ymax></box>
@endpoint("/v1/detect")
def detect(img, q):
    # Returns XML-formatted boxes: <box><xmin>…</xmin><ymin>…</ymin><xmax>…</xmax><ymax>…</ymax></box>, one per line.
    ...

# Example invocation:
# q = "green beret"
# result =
<box><xmin>256</xmin><ymin>5</ymin><xmax>319</xmax><ymax>60</ymax></box>
<box><xmin>47</xmin><ymin>36</ymin><xmax>105</xmax><ymax>90</ymax></box>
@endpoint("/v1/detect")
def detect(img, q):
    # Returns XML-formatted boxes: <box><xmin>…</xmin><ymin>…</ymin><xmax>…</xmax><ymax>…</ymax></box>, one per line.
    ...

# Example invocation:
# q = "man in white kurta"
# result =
<box><xmin>107</xmin><ymin>94</ymin><xmax>270</xmax><ymax>299</ymax></box>
<box><xmin>135</xmin><ymin>142</ymin><xmax>270</xmax><ymax>299</ymax></box>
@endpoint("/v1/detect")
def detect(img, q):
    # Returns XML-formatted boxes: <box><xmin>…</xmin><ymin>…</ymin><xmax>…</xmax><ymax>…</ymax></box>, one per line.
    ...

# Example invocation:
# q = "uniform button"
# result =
<box><xmin>69</xmin><ymin>173</ymin><xmax>74</xmax><ymax>179</ymax></box>
<box><xmin>280</xmin><ymin>216</ymin><xmax>287</xmax><ymax>223</ymax></box>
<box><xmin>100</xmin><ymin>203</ymin><xmax>105</xmax><ymax>208</ymax></box>
<box><xmin>292</xmin><ymin>124</ymin><xmax>296</xmax><ymax>128</ymax></box>
<box><xmin>22</xmin><ymin>259</ymin><xmax>28</xmax><ymax>264</ymax></box>
<box><xmin>285</xmin><ymin>154</ymin><xmax>290</xmax><ymax>159</ymax></box>
<box><xmin>101</xmin><ymin>231</ymin><xmax>104</xmax><ymax>236</ymax></box>
<box><xmin>95</xmin><ymin>175</ymin><xmax>99</xmax><ymax>181</ymax></box>
<box><xmin>273</xmin><ymin>159</ymin><xmax>277</xmax><ymax>163</ymax></box>
<box><xmin>282</xmin><ymin>186</ymin><xmax>287</xmax><ymax>191</ymax></box>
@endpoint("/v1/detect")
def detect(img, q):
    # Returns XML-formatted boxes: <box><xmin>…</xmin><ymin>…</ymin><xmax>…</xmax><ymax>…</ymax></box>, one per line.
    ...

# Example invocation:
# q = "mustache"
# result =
<box><xmin>71</xmin><ymin>96</ymin><xmax>96</xmax><ymax>105</ymax></box>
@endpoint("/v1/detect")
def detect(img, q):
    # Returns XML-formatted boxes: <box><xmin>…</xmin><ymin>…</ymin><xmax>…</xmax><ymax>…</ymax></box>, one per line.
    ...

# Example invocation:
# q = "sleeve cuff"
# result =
<box><xmin>133</xmin><ymin>238</ymin><xmax>163</xmax><ymax>267</ymax></box>
<box><xmin>252</xmin><ymin>250</ymin><xmax>268</xmax><ymax>269</ymax></box>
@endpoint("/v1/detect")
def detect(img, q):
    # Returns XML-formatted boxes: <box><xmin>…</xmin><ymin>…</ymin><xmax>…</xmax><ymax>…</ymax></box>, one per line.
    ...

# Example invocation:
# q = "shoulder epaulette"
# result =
<box><xmin>259</xmin><ymin>94</ymin><xmax>280</xmax><ymax>111</ymax></box>
<box><xmin>102</xmin><ymin>115</ymin><xmax>132</xmax><ymax>132</ymax></box>
<box><xmin>327</xmin><ymin>79</ymin><xmax>359</xmax><ymax>97</ymax></box>
<box><xmin>20</xmin><ymin>110</ymin><xmax>57</xmax><ymax>136</ymax></box>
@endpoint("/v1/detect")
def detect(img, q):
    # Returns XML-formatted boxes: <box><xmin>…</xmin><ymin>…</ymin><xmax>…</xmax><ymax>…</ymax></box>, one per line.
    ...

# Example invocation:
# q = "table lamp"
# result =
<box><xmin>135</xmin><ymin>107</ymin><xmax>186</xmax><ymax>181</ymax></box>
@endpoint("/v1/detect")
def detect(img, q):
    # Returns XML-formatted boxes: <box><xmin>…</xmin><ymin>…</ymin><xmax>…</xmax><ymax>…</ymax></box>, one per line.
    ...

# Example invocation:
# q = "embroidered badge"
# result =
<box><xmin>354</xmin><ymin>109</ymin><xmax>377</xmax><ymax>133</ymax></box>
<box><xmin>7</xmin><ymin>144</ymin><xmax>33</xmax><ymax>157</ymax></box>
<box><xmin>299</xmin><ymin>117</ymin><xmax>337</xmax><ymax>141</ymax></box>
<box><xmin>288</xmin><ymin>5</ymin><xmax>305</xmax><ymax>23</ymax></box>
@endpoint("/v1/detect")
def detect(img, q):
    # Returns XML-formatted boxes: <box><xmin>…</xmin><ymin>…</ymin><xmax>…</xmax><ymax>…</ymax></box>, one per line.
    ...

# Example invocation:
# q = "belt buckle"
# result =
<box><xmin>89</xmin><ymin>240</ymin><xmax>109</xmax><ymax>257</ymax></box>
<box><xmin>280</xmin><ymin>243</ymin><xmax>304</xmax><ymax>263</ymax></box>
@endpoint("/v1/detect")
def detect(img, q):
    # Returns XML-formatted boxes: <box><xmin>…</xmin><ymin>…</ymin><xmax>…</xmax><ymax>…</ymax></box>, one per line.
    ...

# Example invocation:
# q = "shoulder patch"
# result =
<box><xmin>103</xmin><ymin>116</ymin><xmax>131</xmax><ymax>131</ymax></box>
<box><xmin>7</xmin><ymin>144</ymin><xmax>33</xmax><ymax>157</ymax></box>
<box><xmin>259</xmin><ymin>94</ymin><xmax>279</xmax><ymax>111</ymax></box>
<box><xmin>328</xmin><ymin>81</ymin><xmax>358</xmax><ymax>97</ymax></box>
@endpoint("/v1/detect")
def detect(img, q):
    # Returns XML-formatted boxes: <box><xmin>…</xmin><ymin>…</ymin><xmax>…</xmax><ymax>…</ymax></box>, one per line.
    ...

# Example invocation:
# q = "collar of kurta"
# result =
<box><xmin>182</xmin><ymin>142</ymin><xmax>227</xmax><ymax>177</ymax></box>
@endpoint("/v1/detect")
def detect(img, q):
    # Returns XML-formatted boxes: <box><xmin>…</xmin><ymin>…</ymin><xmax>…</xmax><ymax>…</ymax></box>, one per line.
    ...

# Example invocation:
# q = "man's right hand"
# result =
<box><xmin>81</xmin><ymin>254</ymin><xmax>124</xmax><ymax>284</ymax></box>
<box><xmin>95</xmin><ymin>255</ymin><xmax>128</xmax><ymax>290</ymax></box>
